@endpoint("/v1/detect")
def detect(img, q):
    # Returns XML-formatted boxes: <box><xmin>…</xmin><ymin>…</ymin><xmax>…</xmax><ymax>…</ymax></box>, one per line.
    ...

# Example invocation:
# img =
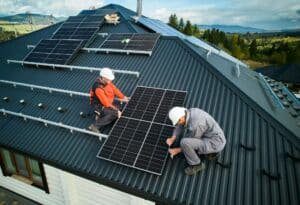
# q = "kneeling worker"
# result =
<box><xmin>88</xmin><ymin>68</ymin><xmax>129</xmax><ymax>133</ymax></box>
<box><xmin>166</xmin><ymin>107</ymin><xmax>226</xmax><ymax>175</ymax></box>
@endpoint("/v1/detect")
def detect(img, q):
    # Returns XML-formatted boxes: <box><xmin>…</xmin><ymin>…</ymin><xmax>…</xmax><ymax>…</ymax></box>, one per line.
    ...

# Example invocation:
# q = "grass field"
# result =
<box><xmin>0</xmin><ymin>21</ymin><xmax>47</xmax><ymax>35</ymax></box>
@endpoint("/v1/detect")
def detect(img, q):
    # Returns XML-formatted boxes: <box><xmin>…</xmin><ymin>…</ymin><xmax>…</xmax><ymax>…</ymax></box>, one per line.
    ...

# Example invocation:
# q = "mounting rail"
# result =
<box><xmin>7</xmin><ymin>59</ymin><xmax>140</xmax><ymax>77</ymax></box>
<box><xmin>258</xmin><ymin>73</ymin><xmax>284</xmax><ymax>109</ymax></box>
<box><xmin>82</xmin><ymin>47</ymin><xmax>152</xmax><ymax>56</ymax></box>
<box><xmin>0</xmin><ymin>109</ymin><xmax>108</xmax><ymax>140</ymax></box>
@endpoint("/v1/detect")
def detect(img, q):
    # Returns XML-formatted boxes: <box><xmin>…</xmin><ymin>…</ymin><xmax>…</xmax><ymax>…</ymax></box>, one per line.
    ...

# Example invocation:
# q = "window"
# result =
<box><xmin>0</xmin><ymin>148</ymin><xmax>49</xmax><ymax>193</ymax></box>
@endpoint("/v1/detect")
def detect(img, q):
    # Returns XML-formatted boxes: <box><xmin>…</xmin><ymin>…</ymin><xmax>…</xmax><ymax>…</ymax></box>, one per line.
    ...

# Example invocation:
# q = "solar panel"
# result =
<box><xmin>97</xmin><ymin>86</ymin><xmax>187</xmax><ymax>175</ymax></box>
<box><xmin>52</xmin><ymin>15</ymin><xmax>103</xmax><ymax>41</ymax></box>
<box><xmin>23</xmin><ymin>39</ymin><xmax>83</xmax><ymax>65</ymax></box>
<box><xmin>98</xmin><ymin>33</ymin><xmax>160</xmax><ymax>54</ymax></box>
<box><xmin>79</xmin><ymin>10</ymin><xmax>97</xmax><ymax>15</ymax></box>
<box><xmin>52</xmin><ymin>27</ymin><xmax>98</xmax><ymax>41</ymax></box>
<box><xmin>122</xmin><ymin>87</ymin><xmax>164</xmax><ymax>121</ymax></box>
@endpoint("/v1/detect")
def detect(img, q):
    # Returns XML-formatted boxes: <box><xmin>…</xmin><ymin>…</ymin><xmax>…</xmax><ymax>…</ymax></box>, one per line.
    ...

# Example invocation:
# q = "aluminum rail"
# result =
<box><xmin>82</xmin><ymin>47</ymin><xmax>152</xmax><ymax>56</ymax></box>
<box><xmin>0</xmin><ymin>109</ymin><xmax>108</xmax><ymax>140</ymax></box>
<box><xmin>258</xmin><ymin>73</ymin><xmax>284</xmax><ymax>109</ymax></box>
<box><xmin>0</xmin><ymin>79</ymin><xmax>89</xmax><ymax>97</ymax></box>
<box><xmin>7</xmin><ymin>59</ymin><xmax>140</xmax><ymax>77</ymax></box>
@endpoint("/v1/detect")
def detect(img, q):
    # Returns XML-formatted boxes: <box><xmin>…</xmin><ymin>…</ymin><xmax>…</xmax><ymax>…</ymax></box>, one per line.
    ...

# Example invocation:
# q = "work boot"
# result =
<box><xmin>184</xmin><ymin>162</ymin><xmax>205</xmax><ymax>175</ymax></box>
<box><xmin>88</xmin><ymin>124</ymin><xmax>100</xmax><ymax>133</ymax></box>
<box><xmin>206</xmin><ymin>153</ymin><xmax>220</xmax><ymax>161</ymax></box>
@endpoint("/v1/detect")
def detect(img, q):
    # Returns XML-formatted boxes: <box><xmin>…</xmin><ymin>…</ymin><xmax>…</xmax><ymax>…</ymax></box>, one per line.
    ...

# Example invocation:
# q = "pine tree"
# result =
<box><xmin>183</xmin><ymin>20</ymin><xmax>193</xmax><ymax>35</ymax></box>
<box><xmin>249</xmin><ymin>39</ymin><xmax>257</xmax><ymax>58</ymax></box>
<box><xmin>168</xmin><ymin>14</ymin><xmax>179</xmax><ymax>29</ymax></box>
<box><xmin>178</xmin><ymin>18</ymin><xmax>185</xmax><ymax>32</ymax></box>
<box><xmin>192</xmin><ymin>24</ymin><xmax>200</xmax><ymax>37</ymax></box>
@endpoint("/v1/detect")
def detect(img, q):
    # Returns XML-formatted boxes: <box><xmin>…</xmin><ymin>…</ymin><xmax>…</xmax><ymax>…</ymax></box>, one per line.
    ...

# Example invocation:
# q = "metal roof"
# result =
<box><xmin>0</xmin><ymin>4</ymin><xmax>299</xmax><ymax>205</ymax></box>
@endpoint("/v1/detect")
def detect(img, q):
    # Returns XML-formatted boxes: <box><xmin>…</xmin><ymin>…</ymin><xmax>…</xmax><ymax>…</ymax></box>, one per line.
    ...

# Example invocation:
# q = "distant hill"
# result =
<box><xmin>0</xmin><ymin>13</ymin><xmax>66</xmax><ymax>24</ymax></box>
<box><xmin>199</xmin><ymin>24</ymin><xmax>267</xmax><ymax>33</ymax></box>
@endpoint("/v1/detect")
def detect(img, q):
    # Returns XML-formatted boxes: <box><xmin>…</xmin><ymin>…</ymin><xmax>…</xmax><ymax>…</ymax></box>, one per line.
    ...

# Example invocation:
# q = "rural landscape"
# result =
<box><xmin>1</xmin><ymin>12</ymin><xmax>299</xmax><ymax>69</ymax></box>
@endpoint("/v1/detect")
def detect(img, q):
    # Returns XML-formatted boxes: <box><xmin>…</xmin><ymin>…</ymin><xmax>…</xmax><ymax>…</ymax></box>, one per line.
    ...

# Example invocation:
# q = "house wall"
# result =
<box><xmin>0</xmin><ymin>164</ymin><xmax>155</xmax><ymax>205</ymax></box>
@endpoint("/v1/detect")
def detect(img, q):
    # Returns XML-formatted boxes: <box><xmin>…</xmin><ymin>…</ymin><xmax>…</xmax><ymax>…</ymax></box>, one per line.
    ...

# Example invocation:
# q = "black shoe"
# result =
<box><xmin>184</xmin><ymin>162</ymin><xmax>205</xmax><ymax>175</ymax></box>
<box><xmin>88</xmin><ymin>124</ymin><xmax>100</xmax><ymax>133</ymax></box>
<box><xmin>206</xmin><ymin>153</ymin><xmax>220</xmax><ymax>161</ymax></box>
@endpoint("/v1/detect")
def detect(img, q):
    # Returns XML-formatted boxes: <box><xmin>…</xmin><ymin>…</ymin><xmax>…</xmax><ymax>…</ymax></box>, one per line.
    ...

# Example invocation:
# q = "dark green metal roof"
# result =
<box><xmin>0</xmin><ymin>4</ymin><xmax>299</xmax><ymax>205</ymax></box>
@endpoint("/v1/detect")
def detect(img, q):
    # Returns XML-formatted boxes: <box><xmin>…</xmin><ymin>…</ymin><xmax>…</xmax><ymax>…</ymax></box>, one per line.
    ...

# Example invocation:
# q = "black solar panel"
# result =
<box><xmin>52</xmin><ymin>27</ymin><xmax>98</xmax><ymax>41</ymax></box>
<box><xmin>99</xmin><ymin>33</ymin><xmax>160</xmax><ymax>53</ymax></box>
<box><xmin>79</xmin><ymin>10</ymin><xmax>97</xmax><ymax>15</ymax></box>
<box><xmin>97</xmin><ymin>86</ymin><xmax>187</xmax><ymax>175</ymax></box>
<box><xmin>154</xmin><ymin>90</ymin><xmax>187</xmax><ymax>125</ymax></box>
<box><xmin>122</xmin><ymin>87</ymin><xmax>164</xmax><ymax>121</ymax></box>
<box><xmin>51</xmin><ymin>15</ymin><xmax>103</xmax><ymax>41</ymax></box>
<box><xmin>23</xmin><ymin>39</ymin><xmax>83</xmax><ymax>65</ymax></box>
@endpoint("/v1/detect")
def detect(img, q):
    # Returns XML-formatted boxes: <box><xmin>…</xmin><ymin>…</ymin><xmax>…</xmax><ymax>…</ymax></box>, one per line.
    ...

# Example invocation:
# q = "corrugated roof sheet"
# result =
<box><xmin>0</xmin><ymin>4</ymin><xmax>299</xmax><ymax>205</ymax></box>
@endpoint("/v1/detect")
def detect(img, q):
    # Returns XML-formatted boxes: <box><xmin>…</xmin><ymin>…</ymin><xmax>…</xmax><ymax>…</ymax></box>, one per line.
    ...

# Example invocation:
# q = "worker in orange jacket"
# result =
<box><xmin>88</xmin><ymin>68</ymin><xmax>129</xmax><ymax>133</ymax></box>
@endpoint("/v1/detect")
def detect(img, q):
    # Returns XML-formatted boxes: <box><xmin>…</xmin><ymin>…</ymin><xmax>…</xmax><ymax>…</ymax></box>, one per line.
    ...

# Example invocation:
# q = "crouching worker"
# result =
<box><xmin>88</xmin><ymin>68</ymin><xmax>129</xmax><ymax>133</ymax></box>
<box><xmin>166</xmin><ymin>107</ymin><xmax>226</xmax><ymax>175</ymax></box>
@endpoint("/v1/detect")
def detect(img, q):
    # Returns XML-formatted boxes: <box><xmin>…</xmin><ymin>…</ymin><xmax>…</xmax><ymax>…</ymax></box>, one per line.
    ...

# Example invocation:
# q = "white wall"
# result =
<box><xmin>0</xmin><ymin>164</ymin><xmax>155</xmax><ymax>205</ymax></box>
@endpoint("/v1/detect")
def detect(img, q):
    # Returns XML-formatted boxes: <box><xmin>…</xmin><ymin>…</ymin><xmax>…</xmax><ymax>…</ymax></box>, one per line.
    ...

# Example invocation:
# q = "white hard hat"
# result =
<box><xmin>100</xmin><ymin>68</ymin><xmax>115</xmax><ymax>81</ymax></box>
<box><xmin>168</xmin><ymin>107</ymin><xmax>186</xmax><ymax>126</ymax></box>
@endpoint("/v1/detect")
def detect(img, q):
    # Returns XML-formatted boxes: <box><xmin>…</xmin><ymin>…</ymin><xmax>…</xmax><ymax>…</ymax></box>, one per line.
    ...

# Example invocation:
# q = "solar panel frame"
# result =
<box><xmin>97</xmin><ymin>86</ymin><xmax>187</xmax><ymax>175</ymax></box>
<box><xmin>52</xmin><ymin>27</ymin><xmax>99</xmax><ymax>41</ymax></box>
<box><xmin>97</xmin><ymin>33</ymin><xmax>161</xmax><ymax>55</ymax></box>
<box><xmin>23</xmin><ymin>39</ymin><xmax>84</xmax><ymax>65</ymax></box>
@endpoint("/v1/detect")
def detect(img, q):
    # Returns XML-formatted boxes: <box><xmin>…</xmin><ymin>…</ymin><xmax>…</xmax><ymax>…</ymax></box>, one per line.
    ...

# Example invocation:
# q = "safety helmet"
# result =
<box><xmin>168</xmin><ymin>107</ymin><xmax>186</xmax><ymax>126</ymax></box>
<box><xmin>100</xmin><ymin>68</ymin><xmax>115</xmax><ymax>81</ymax></box>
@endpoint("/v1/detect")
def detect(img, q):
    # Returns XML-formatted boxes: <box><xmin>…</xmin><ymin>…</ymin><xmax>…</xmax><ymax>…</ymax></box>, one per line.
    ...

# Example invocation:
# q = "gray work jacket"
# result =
<box><xmin>173</xmin><ymin>108</ymin><xmax>226</xmax><ymax>142</ymax></box>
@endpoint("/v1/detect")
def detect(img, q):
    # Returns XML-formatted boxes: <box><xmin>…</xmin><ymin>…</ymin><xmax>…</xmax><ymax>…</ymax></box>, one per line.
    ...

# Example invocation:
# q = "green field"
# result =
<box><xmin>0</xmin><ymin>21</ymin><xmax>46</xmax><ymax>34</ymax></box>
<box><xmin>0</xmin><ymin>22</ymin><xmax>47</xmax><ymax>42</ymax></box>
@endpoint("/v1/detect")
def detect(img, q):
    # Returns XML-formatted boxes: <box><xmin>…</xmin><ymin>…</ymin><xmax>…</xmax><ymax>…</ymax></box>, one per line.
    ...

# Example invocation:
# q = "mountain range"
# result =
<box><xmin>0</xmin><ymin>13</ymin><xmax>66</xmax><ymax>24</ymax></box>
<box><xmin>198</xmin><ymin>24</ymin><xmax>267</xmax><ymax>33</ymax></box>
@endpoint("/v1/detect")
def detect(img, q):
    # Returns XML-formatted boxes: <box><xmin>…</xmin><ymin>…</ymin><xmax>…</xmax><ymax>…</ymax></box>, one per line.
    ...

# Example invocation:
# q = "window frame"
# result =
<box><xmin>0</xmin><ymin>148</ymin><xmax>49</xmax><ymax>193</ymax></box>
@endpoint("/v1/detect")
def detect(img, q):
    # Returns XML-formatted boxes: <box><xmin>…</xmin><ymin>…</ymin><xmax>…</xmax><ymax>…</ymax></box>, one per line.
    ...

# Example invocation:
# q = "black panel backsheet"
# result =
<box><xmin>97</xmin><ymin>86</ymin><xmax>187</xmax><ymax>175</ymax></box>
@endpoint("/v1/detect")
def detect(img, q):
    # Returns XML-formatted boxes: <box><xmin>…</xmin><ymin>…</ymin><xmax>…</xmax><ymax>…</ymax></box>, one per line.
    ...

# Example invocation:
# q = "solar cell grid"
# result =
<box><xmin>24</xmin><ymin>39</ymin><xmax>83</xmax><ymax>65</ymax></box>
<box><xmin>98</xmin><ymin>86</ymin><xmax>187</xmax><ymax>175</ymax></box>
<box><xmin>98</xmin><ymin>33</ymin><xmax>160</xmax><ymax>54</ymax></box>
<box><xmin>122</xmin><ymin>88</ymin><xmax>164</xmax><ymax>121</ymax></box>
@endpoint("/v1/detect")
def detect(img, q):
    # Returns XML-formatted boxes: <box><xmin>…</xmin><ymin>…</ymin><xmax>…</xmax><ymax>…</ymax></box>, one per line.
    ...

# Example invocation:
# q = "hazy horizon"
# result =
<box><xmin>0</xmin><ymin>0</ymin><xmax>299</xmax><ymax>30</ymax></box>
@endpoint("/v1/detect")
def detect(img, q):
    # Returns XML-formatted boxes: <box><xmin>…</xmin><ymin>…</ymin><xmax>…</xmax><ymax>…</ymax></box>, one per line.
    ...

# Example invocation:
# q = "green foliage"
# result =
<box><xmin>0</xmin><ymin>30</ymin><xmax>17</xmax><ymax>42</ymax></box>
<box><xmin>168</xmin><ymin>14</ymin><xmax>179</xmax><ymax>30</ymax></box>
<box><xmin>178</xmin><ymin>18</ymin><xmax>185</xmax><ymax>32</ymax></box>
<box><xmin>168</xmin><ymin>13</ymin><xmax>300</xmax><ymax>67</ymax></box>
<box><xmin>184</xmin><ymin>20</ymin><xmax>193</xmax><ymax>35</ymax></box>
<box><xmin>249</xmin><ymin>39</ymin><xmax>257</xmax><ymax>58</ymax></box>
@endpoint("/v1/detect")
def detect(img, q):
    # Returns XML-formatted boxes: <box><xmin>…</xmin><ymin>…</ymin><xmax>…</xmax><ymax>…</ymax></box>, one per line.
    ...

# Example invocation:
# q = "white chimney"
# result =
<box><xmin>137</xmin><ymin>0</ymin><xmax>142</xmax><ymax>17</ymax></box>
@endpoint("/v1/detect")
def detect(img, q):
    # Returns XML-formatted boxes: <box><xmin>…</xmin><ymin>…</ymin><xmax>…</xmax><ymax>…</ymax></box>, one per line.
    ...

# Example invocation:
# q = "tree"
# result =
<box><xmin>183</xmin><ymin>20</ymin><xmax>193</xmax><ymax>35</ymax></box>
<box><xmin>192</xmin><ymin>24</ymin><xmax>200</xmax><ymax>37</ymax></box>
<box><xmin>249</xmin><ymin>39</ymin><xmax>257</xmax><ymax>58</ymax></box>
<box><xmin>178</xmin><ymin>18</ymin><xmax>185</xmax><ymax>32</ymax></box>
<box><xmin>168</xmin><ymin>14</ymin><xmax>179</xmax><ymax>29</ymax></box>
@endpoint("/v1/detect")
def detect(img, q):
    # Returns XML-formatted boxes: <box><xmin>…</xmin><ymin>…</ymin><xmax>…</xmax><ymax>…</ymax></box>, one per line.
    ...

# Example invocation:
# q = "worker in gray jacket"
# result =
<box><xmin>166</xmin><ymin>107</ymin><xmax>226</xmax><ymax>175</ymax></box>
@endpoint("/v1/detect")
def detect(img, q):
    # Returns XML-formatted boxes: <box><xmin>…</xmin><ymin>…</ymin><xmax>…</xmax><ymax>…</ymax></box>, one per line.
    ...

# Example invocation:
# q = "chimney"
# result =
<box><xmin>137</xmin><ymin>0</ymin><xmax>142</xmax><ymax>17</ymax></box>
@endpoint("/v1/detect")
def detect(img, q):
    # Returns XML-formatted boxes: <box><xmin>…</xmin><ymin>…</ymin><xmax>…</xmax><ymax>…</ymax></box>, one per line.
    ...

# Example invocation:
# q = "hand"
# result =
<box><xmin>123</xmin><ymin>96</ymin><xmax>130</xmax><ymax>103</ymax></box>
<box><xmin>117</xmin><ymin>110</ymin><xmax>122</xmax><ymax>118</ymax></box>
<box><xmin>166</xmin><ymin>136</ymin><xmax>176</xmax><ymax>146</ymax></box>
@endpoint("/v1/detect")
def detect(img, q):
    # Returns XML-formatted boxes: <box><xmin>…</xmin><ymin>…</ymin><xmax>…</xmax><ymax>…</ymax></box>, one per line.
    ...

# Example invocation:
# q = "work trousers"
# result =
<box><xmin>92</xmin><ymin>101</ymin><xmax>121</xmax><ymax>130</ymax></box>
<box><xmin>180</xmin><ymin>135</ymin><xmax>226</xmax><ymax>165</ymax></box>
<box><xmin>94</xmin><ymin>107</ymin><xmax>118</xmax><ymax>129</ymax></box>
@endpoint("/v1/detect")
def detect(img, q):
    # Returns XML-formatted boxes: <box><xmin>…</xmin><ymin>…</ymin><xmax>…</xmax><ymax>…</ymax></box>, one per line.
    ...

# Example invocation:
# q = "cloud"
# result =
<box><xmin>145</xmin><ymin>0</ymin><xmax>300</xmax><ymax>30</ymax></box>
<box><xmin>0</xmin><ymin>0</ymin><xmax>105</xmax><ymax>17</ymax></box>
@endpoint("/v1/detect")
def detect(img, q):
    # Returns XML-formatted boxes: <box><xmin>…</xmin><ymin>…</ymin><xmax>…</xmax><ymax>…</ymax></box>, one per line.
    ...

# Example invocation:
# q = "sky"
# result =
<box><xmin>0</xmin><ymin>0</ymin><xmax>299</xmax><ymax>30</ymax></box>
